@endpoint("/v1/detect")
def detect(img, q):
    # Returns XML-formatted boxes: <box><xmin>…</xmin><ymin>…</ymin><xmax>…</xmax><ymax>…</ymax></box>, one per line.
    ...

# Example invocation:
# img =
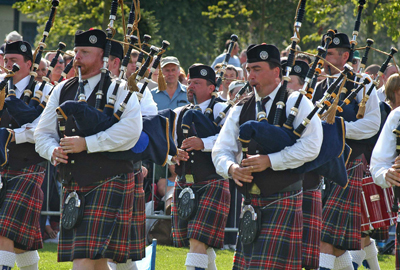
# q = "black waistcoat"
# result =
<box><xmin>174</xmin><ymin>104</ymin><xmax>219</xmax><ymax>182</ymax></box>
<box><xmin>238</xmin><ymin>89</ymin><xmax>303</xmax><ymax>197</ymax></box>
<box><xmin>59</xmin><ymin>77</ymin><xmax>134</xmax><ymax>187</ymax></box>
<box><xmin>1</xmin><ymin>83</ymin><xmax>44</xmax><ymax>170</ymax></box>
<box><xmin>313</xmin><ymin>77</ymin><xmax>368</xmax><ymax>161</ymax></box>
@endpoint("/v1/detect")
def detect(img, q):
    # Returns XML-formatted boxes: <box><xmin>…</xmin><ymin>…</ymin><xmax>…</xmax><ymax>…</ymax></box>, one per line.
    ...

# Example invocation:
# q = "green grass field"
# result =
<box><xmin>10</xmin><ymin>243</ymin><xmax>396</xmax><ymax>269</ymax></box>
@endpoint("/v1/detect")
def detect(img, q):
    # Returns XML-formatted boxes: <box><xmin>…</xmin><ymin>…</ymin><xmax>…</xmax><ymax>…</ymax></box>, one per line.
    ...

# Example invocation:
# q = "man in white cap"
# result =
<box><xmin>151</xmin><ymin>56</ymin><xmax>189</xmax><ymax>111</ymax></box>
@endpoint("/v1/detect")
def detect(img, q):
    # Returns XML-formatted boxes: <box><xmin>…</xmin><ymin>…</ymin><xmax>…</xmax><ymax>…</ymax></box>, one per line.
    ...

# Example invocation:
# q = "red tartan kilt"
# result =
<box><xmin>58</xmin><ymin>172</ymin><xmax>136</xmax><ymax>263</ymax></box>
<box><xmin>321</xmin><ymin>159</ymin><xmax>363</xmax><ymax>250</ymax></box>
<box><xmin>233</xmin><ymin>190</ymin><xmax>303</xmax><ymax>270</ymax></box>
<box><xmin>302</xmin><ymin>189</ymin><xmax>322</xmax><ymax>269</ymax></box>
<box><xmin>0</xmin><ymin>165</ymin><xmax>45</xmax><ymax>250</ymax></box>
<box><xmin>130</xmin><ymin>171</ymin><xmax>145</xmax><ymax>261</ymax></box>
<box><xmin>171</xmin><ymin>178</ymin><xmax>230</xmax><ymax>248</ymax></box>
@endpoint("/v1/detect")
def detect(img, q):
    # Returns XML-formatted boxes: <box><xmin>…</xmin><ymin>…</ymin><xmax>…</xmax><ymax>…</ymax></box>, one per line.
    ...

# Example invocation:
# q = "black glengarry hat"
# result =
<box><xmin>188</xmin><ymin>64</ymin><xmax>216</xmax><ymax>85</ymax></box>
<box><xmin>110</xmin><ymin>40</ymin><xmax>123</xmax><ymax>60</ymax></box>
<box><xmin>246</xmin><ymin>44</ymin><xmax>280</xmax><ymax>65</ymax></box>
<box><xmin>74</xmin><ymin>29</ymin><xmax>107</xmax><ymax>49</ymax></box>
<box><xmin>281</xmin><ymin>60</ymin><xmax>309</xmax><ymax>80</ymax></box>
<box><xmin>4</xmin><ymin>41</ymin><xmax>33</xmax><ymax>61</ymax></box>
<box><xmin>321</xmin><ymin>31</ymin><xmax>351</xmax><ymax>49</ymax></box>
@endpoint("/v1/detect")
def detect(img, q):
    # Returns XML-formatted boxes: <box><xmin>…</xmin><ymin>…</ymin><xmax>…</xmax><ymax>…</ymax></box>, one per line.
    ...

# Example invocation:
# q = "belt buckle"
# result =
<box><xmin>249</xmin><ymin>183</ymin><xmax>261</xmax><ymax>195</ymax></box>
<box><xmin>185</xmin><ymin>174</ymin><xmax>194</xmax><ymax>183</ymax></box>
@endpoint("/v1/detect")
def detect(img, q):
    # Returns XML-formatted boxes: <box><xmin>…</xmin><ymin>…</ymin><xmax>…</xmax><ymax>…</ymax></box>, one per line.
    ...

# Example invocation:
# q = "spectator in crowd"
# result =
<box><xmin>179</xmin><ymin>67</ymin><xmax>188</xmax><ymax>86</ymax></box>
<box><xmin>5</xmin><ymin>31</ymin><xmax>23</xmax><ymax>43</ymax></box>
<box><xmin>36</xmin><ymin>58</ymin><xmax>49</xmax><ymax>83</ymax></box>
<box><xmin>44</xmin><ymin>51</ymin><xmax>65</xmax><ymax>84</ymax></box>
<box><xmin>239</xmin><ymin>49</ymin><xmax>247</xmax><ymax>66</ymax></box>
<box><xmin>228</xmin><ymin>80</ymin><xmax>249</xmax><ymax>102</ymax></box>
<box><xmin>151</xmin><ymin>56</ymin><xmax>189</xmax><ymax>110</ymax></box>
<box><xmin>214</xmin><ymin>64</ymin><xmax>238</xmax><ymax>101</ymax></box>
<box><xmin>211</xmin><ymin>39</ymin><xmax>241</xmax><ymax>68</ymax></box>
<box><xmin>63</xmin><ymin>50</ymin><xmax>76</xmax><ymax>79</ymax></box>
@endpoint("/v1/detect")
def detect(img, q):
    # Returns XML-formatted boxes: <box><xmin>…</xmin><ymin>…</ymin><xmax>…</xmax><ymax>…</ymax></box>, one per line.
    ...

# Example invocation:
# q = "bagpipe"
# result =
<box><xmin>237</xmin><ymin>0</ymin><xmax>352</xmax><ymax>187</ymax></box>
<box><xmin>20</xmin><ymin>0</ymin><xmax>59</xmax><ymax>105</ymax></box>
<box><xmin>56</xmin><ymin>0</ymin><xmax>176</xmax><ymax>166</ymax></box>
<box><xmin>204</xmin><ymin>34</ymin><xmax>238</xmax><ymax>117</ymax></box>
<box><xmin>5</xmin><ymin>42</ymin><xmax>68</xmax><ymax>127</ymax></box>
<box><xmin>0</xmin><ymin>64</ymin><xmax>20</xmax><ymax>167</ymax></box>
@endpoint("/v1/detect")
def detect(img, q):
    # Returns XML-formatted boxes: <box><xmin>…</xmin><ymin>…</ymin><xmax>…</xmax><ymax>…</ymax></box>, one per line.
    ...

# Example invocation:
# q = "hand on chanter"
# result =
<box><xmin>60</xmin><ymin>136</ymin><xmax>87</xmax><ymax>154</ymax></box>
<box><xmin>241</xmin><ymin>154</ymin><xmax>271</xmax><ymax>173</ymax></box>
<box><xmin>228</xmin><ymin>163</ymin><xmax>253</xmax><ymax>187</ymax></box>
<box><xmin>181</xmin><ymin>136</ymin><xmax>204</xmax><ymax>151</ymax></box>
<box><xmin>52</xmin><ymin>147</ymin><xmax>68</xmax><ymax>166</ymax></box>
<box><xmin>171</xmin><ymin>149</ymin><xmax>189</xmax><ymax>165</ymax></box>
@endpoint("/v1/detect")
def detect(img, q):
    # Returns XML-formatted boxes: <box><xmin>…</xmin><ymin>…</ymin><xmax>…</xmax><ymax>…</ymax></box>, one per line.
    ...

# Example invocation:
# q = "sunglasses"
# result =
<box><xmin>352</xmin><ymin>59</ymin><xmax>360</xmax><ymax>65</ymax></box>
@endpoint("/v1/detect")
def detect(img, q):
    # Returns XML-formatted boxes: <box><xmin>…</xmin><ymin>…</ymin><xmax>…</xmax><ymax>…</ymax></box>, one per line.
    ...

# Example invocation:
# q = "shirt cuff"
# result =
<box><xmin>85</xmin><ymin>136</ymin><xmax>96</xmax><ymax>153</ymax></box>
<box><xmin>224</xmin><ymin>160</ymin><xmax>236</xmax><ymax>179</ymax></box>
<box><xmin>268</xmin><ymin>152</ymin><xmax>284</xmax><ymax>171</ymax></box>
<box><xmin>201</xmin><ymin>138</ymin><xmax>213</xmax><ymax>152</ymax></box>
<box><xmin>14</xmin><ymin>131</ymin><xmax>27</xmax><ymax>144</ymax></box>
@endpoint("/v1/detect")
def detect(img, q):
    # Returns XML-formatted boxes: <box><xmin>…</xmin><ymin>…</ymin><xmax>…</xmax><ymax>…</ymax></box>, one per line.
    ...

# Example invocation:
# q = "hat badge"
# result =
<box><xmin>20</xmin><ymin>44</ymin><xmax>27</xmax><ymax>52</ymax></box>
<box><xmin>259</xmin><ymin>51</ymin><xmax>269</xmax><ymax>60</ymax></box>
<box><xmin>89</xmin><ymin>35</ymin><xmax>98</xmax><ymax>44</ymax></box>
<box><xmin>293</xmin><ymin>65</ymin><xmax>302</xmax><ymax>73</ymax></box>
<box><xmin>200</xmin><ymin>69</ymin><xmax>208</xmax><ymax>76</ymax></box>
<box><xmin>333</xmin><ymin>37</ymin><xmax>340</xmax><ymax>45</ymax></box>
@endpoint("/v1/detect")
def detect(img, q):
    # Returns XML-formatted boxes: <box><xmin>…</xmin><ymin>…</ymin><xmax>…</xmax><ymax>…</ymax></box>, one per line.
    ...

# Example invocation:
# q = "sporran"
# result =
<box><xmin>238</xmin><ymin>204</ymin><xmax>262</xmax><ymax>245</ymax></box>
<box><xmin>177</xmin><ymin>186</ymin><xmax>198</xmax><ymax>221</ymax></box>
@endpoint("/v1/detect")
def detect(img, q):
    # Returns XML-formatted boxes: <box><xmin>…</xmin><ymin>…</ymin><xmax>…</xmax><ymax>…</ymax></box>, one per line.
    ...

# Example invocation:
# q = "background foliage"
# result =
<box><xmin>14</xmin><ymin>0</ymin><xmax>400</xmax><ymax>70</ymax></box>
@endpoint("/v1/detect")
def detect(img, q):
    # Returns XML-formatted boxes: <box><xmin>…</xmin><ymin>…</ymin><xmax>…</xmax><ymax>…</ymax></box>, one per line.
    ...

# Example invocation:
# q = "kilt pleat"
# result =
<box><xmin>0</xmin><ymin>165</ymin><xmax>45</xmax><ymax>250</ymax></box>
<box><xmin>130</xmin><ymin>171</ymin><xmax>145</xmax><ymax>261</ymax></box>
<box><xmin>233</xmin><ymin>190</ymin><xmax>303</xmax><ymax>270</ymax></box>
<box><xmin>397</xmin><ymin>222</ymin><xmax>400</xmax><ymax>270</ymax></box>
<box><xmin>171</xmin><ymin>179</ymin><xmax>230</xmax><ymax>249</ymax></box>
<box><xmin>302</xmin><ymin>190</ymin><xmax>322</xmax><ymax>269</ymax></box>
<box><xmin>321</xmin><ymin>159</ymin><xmax>363</xmax><ymax>250</ymax></box>
<box><xmin>58</xmin><ymin>173</ymin><xmax>135</xmax><ymax>263</ymax></box>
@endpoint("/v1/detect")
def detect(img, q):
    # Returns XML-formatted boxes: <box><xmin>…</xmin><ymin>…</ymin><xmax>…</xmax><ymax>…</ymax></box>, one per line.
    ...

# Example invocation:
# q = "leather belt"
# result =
<box><xmin>280</xmin><ymin>180</ymin><xmax>302</xmax><ymax>192</ymax></box>
<box><xmin>249</xmin><ymin>180</ymin><xmax>303</xmax><ymax>195</ymax></box>
<box><xmin>177</xmin><ymin>174</ymin><xmax>222</xmax><ymax>184</ymax></box>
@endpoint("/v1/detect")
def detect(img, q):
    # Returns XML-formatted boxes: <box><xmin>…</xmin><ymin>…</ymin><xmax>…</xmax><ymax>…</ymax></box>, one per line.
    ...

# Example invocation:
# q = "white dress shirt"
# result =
<box><xmin>34</xmin><ymin>73</ymin><xmax>142</xmax><ymax>162</ymax></box>
<box><xmin>370</xmin><ymin>107</ymin><xmax>400</xmax><ymax>189</ymax></box>
<box><xmin>212</xmin><ymin>83</ymin><xmax>323</xmax><ymax>179</ymax></box>
<box><xmin>173</xmin><ymin>99</ymin><xmax>228</xmax><ymax>152</ymax></box>
<box><xmin>376</xmin><ymin>85</ymin><xmax>386</xmax><ymax>102</ymax></box>
<box><xmin>314</xmin><ymin>73</ymin><xmax>380</xmax><ymax>140</ymax></box>
<box><xmin>11</xmin><ymin>75</ymin><xmax>52</xmax><ymax>144</ymax></box>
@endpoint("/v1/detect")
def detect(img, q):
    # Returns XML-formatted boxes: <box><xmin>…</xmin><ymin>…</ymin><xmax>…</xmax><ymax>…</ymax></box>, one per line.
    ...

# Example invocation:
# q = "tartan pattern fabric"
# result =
<box><xmin>362</xmin><ymin>227</ymin><xmax>390</xmax><ymax>240</ymax></box>
<box><xmin>397</xmin><ymin>222</ymin><xmax>400</xmax><ymax>270</ymax></box>
<box><xmin>233</xmin><ymin>190</ymin><xmax>303</xmax><ymax>270</ymax></box>
<box><xmin>58</xmin><ymin>173</ymin><xmax>136</xmax><ymax>263</ymax></box>
<box><xmin>171</xmin><ymin>178</ymin><xmax>230</xmax><ymax>248</ymax></box>
<box><xmin>302</xmin><ymin>190</ymin><xmax>322</xmax><ymax>269</ymax></box>
<box><xmin>130</xmin><ymin>171</ymin><xmax>145</xmax><ymax>261</ymax></box>
<box><xmin>321</xmin><ymin>158</ymin><xmax>363</xmax><ymax>250</ymax></box>
<box><xmin>0</xmin><ymin>165</ymin><xmax>45</xmax><ymax>250</ymax></box>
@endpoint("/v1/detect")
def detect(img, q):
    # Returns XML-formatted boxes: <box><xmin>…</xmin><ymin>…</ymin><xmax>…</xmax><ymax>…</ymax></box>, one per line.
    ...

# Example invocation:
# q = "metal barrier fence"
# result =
<box><xmin>40</xmin><ymin>162</ymin><xmax>240</xmax><ymax>233</ymax></box>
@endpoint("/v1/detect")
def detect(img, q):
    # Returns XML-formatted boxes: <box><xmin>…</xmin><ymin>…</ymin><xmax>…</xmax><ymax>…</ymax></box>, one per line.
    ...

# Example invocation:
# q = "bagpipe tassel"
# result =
<box><xmin>157</xmin><ymin>63</ymin><xmax>167</xmax><ymax>91</ymax></box>
<box><xmin>127</xmin><ymin>70</ymin><xmax>140</xmax><ymax>92</ymax></box>
<box><xmin>356</xmin><ymin>95</ymin><xmax>368</xmax><ymax>119</ymax></box>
